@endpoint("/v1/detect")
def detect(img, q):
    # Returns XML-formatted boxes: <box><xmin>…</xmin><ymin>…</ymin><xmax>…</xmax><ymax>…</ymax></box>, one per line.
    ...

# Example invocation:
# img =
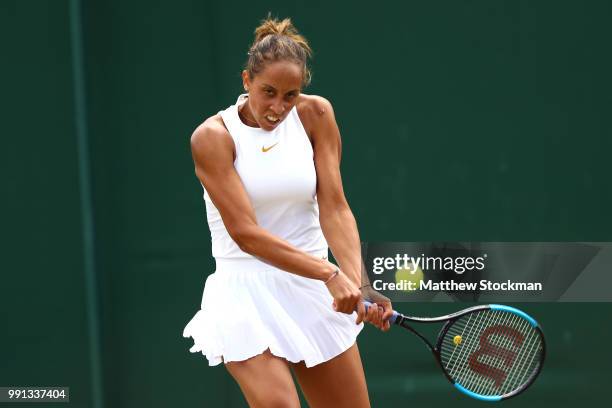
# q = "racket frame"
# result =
<box><xmin>391</xmin><ymin>304</ymin><xmax>546</xmax><ymax>401</ymax></box>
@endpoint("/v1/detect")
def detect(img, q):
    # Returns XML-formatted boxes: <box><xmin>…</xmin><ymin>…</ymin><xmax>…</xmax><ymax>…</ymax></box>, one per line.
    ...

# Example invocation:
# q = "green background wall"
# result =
<box><xmin>2</xmin><ymin>0</ymin><xmax>610</xmax><ymax>407</ymax></box>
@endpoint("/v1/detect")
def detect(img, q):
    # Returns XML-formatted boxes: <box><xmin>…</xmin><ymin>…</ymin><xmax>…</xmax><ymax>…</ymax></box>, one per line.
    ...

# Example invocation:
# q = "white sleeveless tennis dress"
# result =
<box><xmin>182</xmin><ymin>94</ymin><xmax>363</xmax><ymax>367</ymax></box>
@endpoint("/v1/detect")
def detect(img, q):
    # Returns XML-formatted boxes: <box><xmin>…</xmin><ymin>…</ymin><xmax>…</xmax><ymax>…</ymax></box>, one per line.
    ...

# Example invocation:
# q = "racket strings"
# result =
<box><xmin>443</xmin><ymin>312</ymin><xmax>473</xmax><ymax>372</ymax></box>
<box><xmin>470</xmin><ymin>311</ymin><xmax>527</xmax><ymax>395</ymax></box>
<box><xmin>496</xmin><ymin>314</ymin><xmax>543</xmax><ymax>394</ymax></box>
<box><xmin>450</xmin><ymin>310</ymin><xmax>500</xmax><ymax>390</ymax></box>
<box><xmin>458</xmin><ymin>311</ymin><xmax>531</xmax><ymax>394</ymax></box>
<box><xmin>466</xmin><ymin>311</ymin><xmax>523</xmax><ymax>394</ymax></box>
<box><xmin>450</xmin><ymin>311</ymin><xmax>502</xmax><ymax>392</ymax></box>
<box><xmin>440</xmin><ymin>310</ymin><xmax>543</xmax><ymax>397</ymax></box>
<box><xmin>443</xmin><ymin>310</ymin><xmax>491</xmax><ymax>382</ymax></box>
<box><xmin>500</xmin><ymin>323</ymin><xmax>542</xmax><ymax>394</ymax></box>
<box><xmin>444</xmin><ymin>311</ymin><xmax>513</xmax><ymax>394</ymax></box>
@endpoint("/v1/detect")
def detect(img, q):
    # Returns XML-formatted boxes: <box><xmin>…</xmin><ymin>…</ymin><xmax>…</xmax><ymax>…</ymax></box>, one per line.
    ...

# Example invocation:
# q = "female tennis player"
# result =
<box><xmin>183</xmin><ymin>16</ymin><xmax>393</xmax><ymax>407</ymax></box>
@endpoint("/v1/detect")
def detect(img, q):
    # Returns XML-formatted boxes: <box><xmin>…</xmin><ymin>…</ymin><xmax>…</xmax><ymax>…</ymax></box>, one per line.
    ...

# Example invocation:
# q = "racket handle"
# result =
<box><xmin>362</xmin><ymin>300</ymin><xmax>399</xmax><ymax>324</ymax></box>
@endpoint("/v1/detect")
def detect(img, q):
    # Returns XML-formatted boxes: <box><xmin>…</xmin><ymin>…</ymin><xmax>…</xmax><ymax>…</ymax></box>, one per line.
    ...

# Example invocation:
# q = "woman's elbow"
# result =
<box><xmin>319</xmin><ymin>200</ymin><xmax>351</xmax><ymax>218</ymax></box>
<box><xmin>228</xmin><ymin>225</ymin><xmax>259</xmax><ymax>254</ymax></box>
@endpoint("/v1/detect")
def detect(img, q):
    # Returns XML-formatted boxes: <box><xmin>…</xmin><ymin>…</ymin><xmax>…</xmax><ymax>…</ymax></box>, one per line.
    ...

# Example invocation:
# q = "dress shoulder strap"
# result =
<box><xmin>218</xmin><ymin>100</ymin><xmax>244</xmax><ymax>146</ymax></box>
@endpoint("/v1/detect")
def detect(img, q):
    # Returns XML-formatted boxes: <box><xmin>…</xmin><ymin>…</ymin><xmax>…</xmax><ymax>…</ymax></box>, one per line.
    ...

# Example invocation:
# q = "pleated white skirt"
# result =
<box><xmin>182</xmin><ymin>254</ymin><xmax>364</xmax><ymax>368</ymax></box>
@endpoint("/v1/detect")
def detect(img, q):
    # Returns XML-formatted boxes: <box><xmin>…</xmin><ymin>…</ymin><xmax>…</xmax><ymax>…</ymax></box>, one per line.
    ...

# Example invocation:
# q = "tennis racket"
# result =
<box><xmin>363</xmin><ymin>301</ymin><xmax>545</xmax><ymax>401</ymax></box>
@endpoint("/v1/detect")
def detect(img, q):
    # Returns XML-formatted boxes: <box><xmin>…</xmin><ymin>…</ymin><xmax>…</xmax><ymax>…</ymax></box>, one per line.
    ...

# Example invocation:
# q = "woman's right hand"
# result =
<box><xmin>324</xmin><ymin>267</ymin><xmax>362</xmax><ymax>314</ymax></box>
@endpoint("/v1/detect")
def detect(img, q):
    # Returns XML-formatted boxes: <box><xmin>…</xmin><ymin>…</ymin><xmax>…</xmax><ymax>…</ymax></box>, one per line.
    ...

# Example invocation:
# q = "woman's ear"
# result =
<box><xmin>241</xmin><ymin>70</ymin><xmax>250</xmax><ymax>92</ymax></box>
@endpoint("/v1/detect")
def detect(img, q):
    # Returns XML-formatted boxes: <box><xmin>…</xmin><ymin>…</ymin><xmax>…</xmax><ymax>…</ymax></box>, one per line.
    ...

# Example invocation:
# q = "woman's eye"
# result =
<box><xmin>265</xmin><ymin>89</ymin><xmax>274</xmax><ymax>95</ymax></box>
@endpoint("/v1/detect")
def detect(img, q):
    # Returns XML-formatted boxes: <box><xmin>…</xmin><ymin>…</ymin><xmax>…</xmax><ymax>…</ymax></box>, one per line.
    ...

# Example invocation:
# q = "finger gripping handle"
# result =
<box><xmin>362</xmin><ymin>300</ymin><xmax>399</xmax><ymax>324</ymax></box>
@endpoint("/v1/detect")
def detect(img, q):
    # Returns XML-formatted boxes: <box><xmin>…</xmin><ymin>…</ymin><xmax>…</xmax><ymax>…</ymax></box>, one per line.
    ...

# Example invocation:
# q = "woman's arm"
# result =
<box><xmin>190</xmin><ymin>116</ymin><xmax>361</xmax><ymax>314</ymax></box>
<box><xmin>308</xmin><ymin>97</ymin><xmax>362</xmax><ymax>285</ymax></box>
<box><xmin>306</xmin><ymin>96</ymin><xmax>393</xmax><ymax>330</ymax></box>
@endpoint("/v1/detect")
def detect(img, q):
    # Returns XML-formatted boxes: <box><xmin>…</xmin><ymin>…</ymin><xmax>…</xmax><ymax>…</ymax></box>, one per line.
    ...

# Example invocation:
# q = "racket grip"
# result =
<box><xmin>362</xmin><ymin>300</ymin><xmax>399</xmax><ymax>324</ymax></box>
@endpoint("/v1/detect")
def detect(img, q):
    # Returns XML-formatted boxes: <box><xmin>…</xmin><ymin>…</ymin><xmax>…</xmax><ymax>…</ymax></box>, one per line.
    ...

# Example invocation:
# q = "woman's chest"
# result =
<box><xmin>235</xmin><ymin>134</ymin><xmax>316</xmax><ymax>207</ymax></box>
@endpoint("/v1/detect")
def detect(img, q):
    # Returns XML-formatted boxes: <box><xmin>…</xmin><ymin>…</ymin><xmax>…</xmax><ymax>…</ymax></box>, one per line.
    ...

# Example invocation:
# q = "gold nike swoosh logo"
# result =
<box><xmin>261</xmin><ymin>142</ymin><xmax>279</xmax><ymax>152</ymax></box>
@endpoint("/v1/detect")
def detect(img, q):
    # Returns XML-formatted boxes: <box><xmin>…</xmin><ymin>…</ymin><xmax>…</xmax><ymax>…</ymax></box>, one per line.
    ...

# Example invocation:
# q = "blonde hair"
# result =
<box><xmin>245</xmin><ymin>15</ymin><xmax>312</xmax><ymax>87</ymax></box>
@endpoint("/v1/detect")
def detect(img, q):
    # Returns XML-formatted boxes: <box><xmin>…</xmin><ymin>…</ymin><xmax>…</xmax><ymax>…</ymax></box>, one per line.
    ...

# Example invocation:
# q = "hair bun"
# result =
<box><xmin>254</xmin><ymin>15</ymin><xmax>298</xmax><ymax>43</ymax></box>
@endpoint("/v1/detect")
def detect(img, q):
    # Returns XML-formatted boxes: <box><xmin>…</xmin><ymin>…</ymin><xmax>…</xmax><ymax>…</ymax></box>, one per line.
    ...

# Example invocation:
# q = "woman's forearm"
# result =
<box><xmin>319</xmin><ymin>206</ymin><xmax>362</xmax><ymax>285</ymax></box>
<box><xmin>232</xmin><ymin>224</ymin><xmax>336</xmax><ymax>281</ymax></box>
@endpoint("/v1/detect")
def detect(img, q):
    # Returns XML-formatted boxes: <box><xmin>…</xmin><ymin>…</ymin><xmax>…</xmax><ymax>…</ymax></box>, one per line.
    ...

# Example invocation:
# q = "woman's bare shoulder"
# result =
<box><xmin>296</xmin><ymin>94</ymin><xmax>335</xmax><ymax>137</ymax></box>
<box><xmin>190</xmin><ymin>114</ymin><xmax>234</xmax><ymax>157</ymax></box>
<box><xmin>296</xmin><ymin>94</ymin><xmax>334</xmax><ymax>118</ymax></box>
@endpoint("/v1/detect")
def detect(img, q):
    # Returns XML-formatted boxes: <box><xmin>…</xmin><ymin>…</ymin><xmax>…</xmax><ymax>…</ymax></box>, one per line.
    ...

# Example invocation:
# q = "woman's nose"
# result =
<box><xmin>270</xmin><ymin>100</ymin><xmax>286</xmax><ymax>115</ymax></box>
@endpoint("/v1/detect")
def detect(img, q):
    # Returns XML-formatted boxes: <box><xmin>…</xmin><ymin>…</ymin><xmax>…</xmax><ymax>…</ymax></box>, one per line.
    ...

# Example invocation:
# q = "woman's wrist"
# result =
<box><xmin>318</xmin><ymin>258</ymin><xmax>339</xmax><ymax>282</ymax></box>
<box><xmin>324</xmin><ymin>268</ymin><xmax>340</xmax><ymax>285</ymax></box>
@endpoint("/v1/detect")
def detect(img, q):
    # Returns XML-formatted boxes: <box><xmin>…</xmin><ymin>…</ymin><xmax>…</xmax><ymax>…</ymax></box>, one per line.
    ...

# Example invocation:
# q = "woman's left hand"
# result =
<box><xmin>356</xmin><ymin>286</ymin><xmax>393</xmax><ymax>332</ymax></box>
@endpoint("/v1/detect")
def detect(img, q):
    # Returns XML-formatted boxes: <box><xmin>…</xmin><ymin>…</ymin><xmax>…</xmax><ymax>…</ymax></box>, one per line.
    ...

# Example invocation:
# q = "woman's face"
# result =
<box><xmin>241</xmin><ymin>60</ymin><xmax>302</xmax><ymax>131</ymax></box>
